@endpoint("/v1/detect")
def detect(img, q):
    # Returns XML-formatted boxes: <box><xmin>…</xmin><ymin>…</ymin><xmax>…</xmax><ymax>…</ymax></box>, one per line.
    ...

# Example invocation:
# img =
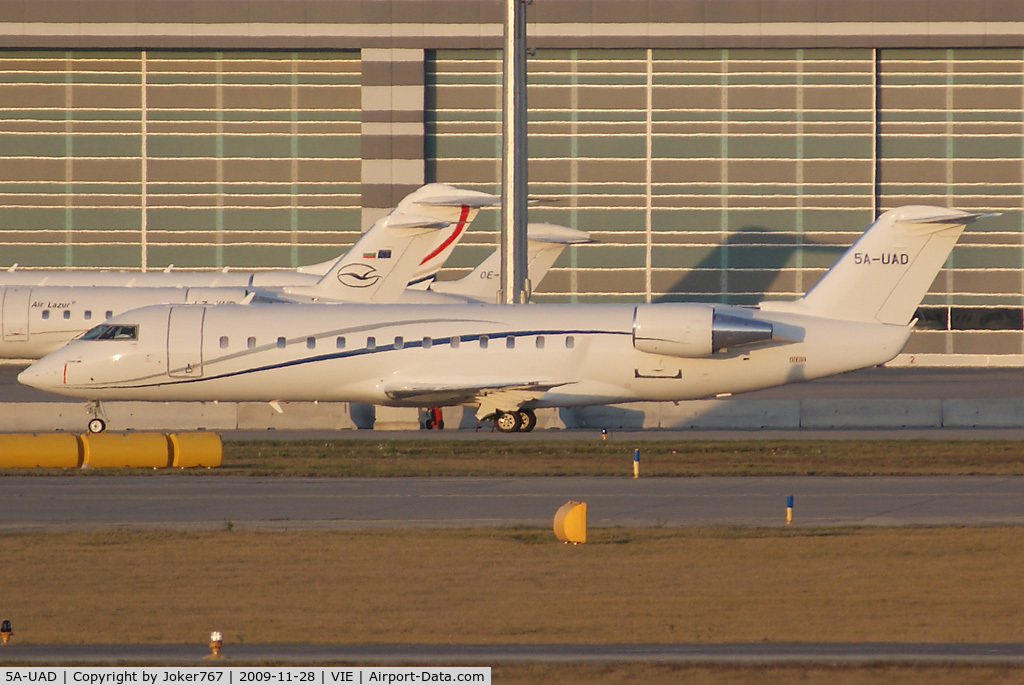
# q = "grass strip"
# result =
<box><xmin>492</xmin><ymin>664</ymin><xmax>1024</xmax><ymax>685</ymax></box>
<box><xmin>8</xmin><ymin>438</ymin><xmax>1023</xmax><ymax>477</ymax></box>
<box><xmin>219</xmin><ymin>438</ymin><xmax>1024</xmax><ymax>476</ymax></box>
<box><xmin>2</xmin><ymin>526</ymin><xmax>1022</xmax><ymax>645</ymax></box>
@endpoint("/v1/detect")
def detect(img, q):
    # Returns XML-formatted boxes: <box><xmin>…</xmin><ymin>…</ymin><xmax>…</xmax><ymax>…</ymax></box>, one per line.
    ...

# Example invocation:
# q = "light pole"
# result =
<box><xmin>499</xmin><ymin>0</ymin><xmax>530</xmax><ymax>304</ymax></box>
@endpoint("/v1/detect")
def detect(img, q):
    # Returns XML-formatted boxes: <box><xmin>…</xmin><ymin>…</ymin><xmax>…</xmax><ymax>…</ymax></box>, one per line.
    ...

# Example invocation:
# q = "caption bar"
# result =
<box><xmin>1</xmin><ymin>669</ymin><xmax>490</xmax><ymax>685</ymax></box>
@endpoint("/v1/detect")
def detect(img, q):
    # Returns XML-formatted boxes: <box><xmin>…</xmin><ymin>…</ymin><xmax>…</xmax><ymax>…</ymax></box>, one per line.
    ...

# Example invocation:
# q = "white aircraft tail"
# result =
<box><xmin>760</xmin><ymin>206</ymin><xmax>991</xmax><ymax>325</ymax></box>
<box><xmin>404</xmin><ymin>184</ymin><xmax>501</xmax><ymax>288</ymax></box>
<box><xmin>285</xmin><ymin>184</ymin><xmax>499</xmax><ymax>303</ymax></box>
<box><xmin>432</xmin><ymin>223</ymin><xmax>594</xmax><ymax>302</ymax></box>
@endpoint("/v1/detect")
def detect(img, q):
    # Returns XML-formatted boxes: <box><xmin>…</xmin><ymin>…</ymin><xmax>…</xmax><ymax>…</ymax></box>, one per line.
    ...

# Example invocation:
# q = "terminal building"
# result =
<box><xmin>1</xmin><ymin>0</ymin><xmax>1023</xmax><ymax>362</ymax></box>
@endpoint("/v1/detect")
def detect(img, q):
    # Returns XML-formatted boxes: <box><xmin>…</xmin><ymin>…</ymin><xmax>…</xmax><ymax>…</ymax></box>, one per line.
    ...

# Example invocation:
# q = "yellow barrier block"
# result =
<box><xmin>169</xmin><ymin>432</ymin><xmax>222</xmax><ymax>468</ymax></box>
<box><xmin>80</xmin><ymin>432</ymin><xmax>171</xmax><ymax>468</ymax></box>
<box><xmin>553</xmin><ymin>500</ymin><xmax>587</xmax><ymax>544</ymax></box>
<box><xmin>0</xmin><ymin>433</ymin><xmax>81</xmax><ymax>468</ymax></box>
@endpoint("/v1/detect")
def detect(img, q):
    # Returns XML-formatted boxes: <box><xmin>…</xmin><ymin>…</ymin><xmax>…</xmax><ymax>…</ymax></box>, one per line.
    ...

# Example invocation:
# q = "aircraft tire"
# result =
<box><xmin>518</xmin><ymin>409</ymin><xmax>537</xmax><ymax>433</ymax></box>
<box><xmin>87</xmin><ymin>418</ymin><xmax>106</xmax><ymax>434</ymax></box>
<box><xmin>494</xmin><ymin>411</ymin><xmax>522</xmax><ymax>433</ymax></box>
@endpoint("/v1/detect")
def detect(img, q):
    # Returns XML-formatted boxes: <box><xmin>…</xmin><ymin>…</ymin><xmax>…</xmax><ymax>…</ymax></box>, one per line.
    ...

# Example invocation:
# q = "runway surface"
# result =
<box><xmin>3</xmin><ymin>642</ymin><xmax>1024</xmax><ymax>665</ymax></box>
<box><xmin>4</xmin><ymin>476</ymin><xmax>1023</xmax><ymax>532</ymax></box>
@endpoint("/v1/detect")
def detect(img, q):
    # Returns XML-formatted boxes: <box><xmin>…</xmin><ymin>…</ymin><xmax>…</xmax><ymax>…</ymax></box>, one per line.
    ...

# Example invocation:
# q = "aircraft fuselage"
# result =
<box><xmin>19</xmin><ymin>302</ymin><xmax>912</xmax><ymax>409</ymax></box>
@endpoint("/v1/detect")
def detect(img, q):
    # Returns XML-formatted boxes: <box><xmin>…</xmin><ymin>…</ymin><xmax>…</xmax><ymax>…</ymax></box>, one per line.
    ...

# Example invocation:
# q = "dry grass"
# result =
<box><xmin>493</xmin><ymin>664</ymin><xmax>1024</xmax><ymax>685</ymax></box>
<box><xmin>1</xmin><ymin>526</ymin><xmax>1023</xmax><ymax>646</ymax></box>
<box><xmin>218</xmin><ymin>438</ymin><xmax>1024</xmax><ymax>476</ymax></box>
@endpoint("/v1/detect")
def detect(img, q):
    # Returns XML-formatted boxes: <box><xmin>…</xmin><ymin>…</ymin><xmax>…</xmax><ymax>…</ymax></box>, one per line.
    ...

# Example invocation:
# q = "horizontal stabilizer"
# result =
<box><xmin>416</xmin><ymin>191</ymin><xmax>501</xmax><ymax>208</ymax></box>
<box><xmin>898</xmin><ymin>210</ymin><xmax>998</xmax><ymax>227</ymax></box>
<box><xmin>524</xmin><ymin>223</ymin><xmax>596</xmax><ymax>245</ymax></box>
<box><xmin>385</xmin><ymin>214</ymin><xmax>453</xmax><ymax>230</ymax></box>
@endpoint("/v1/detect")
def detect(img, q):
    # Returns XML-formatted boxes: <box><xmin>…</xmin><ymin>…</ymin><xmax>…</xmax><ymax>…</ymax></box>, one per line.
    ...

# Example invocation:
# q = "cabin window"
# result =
<box><xmin>366</xmin><ymin>336</ymin><xmax>376</xmax><ymax>350</ymax></box>
<box><xmin>81</xmin><ymin>324</ymin><xmax>138</xmax><ymax>341</ymax></box>
<box><xmin>41</xmin><ymin>310</ymin><xmax>49</xmax><ymax>320</ymax></box>
<box><xmin>536</xmin><ymin>336</ymin><xmax>545</xmax><ymax>349</ymax></box>
<box><xmin>105</xmin><ymin>311</ymin><xmax>113</xmax><ymax>319</ymax></box>
<box><xmin>450</xmin><ymin>336</ymin><xmax>460</xmax><ymax>349</ymax></box>
<box><xmin>84</xmin><ymin>310</ymin><xmax>92</xmax><ymax>321</ymax></box>
<box><xmin>422</xmin><ymin>337</ymin><xmax>432</xmax><ymax>349</ymax></box>
<box><xmin>277</xmin><ymin>337</ymin><xmax>286</xmax><ymax>349</ymax></box>
<box><xmin>394</xmin><ymin>336</ymin><xmax>404</xmax><ymax>350</ymax></box>
<box><xmin>479</xmin><ymin>335</ymin><xmax>489</xmax><ymax>349</ymax></box>
<box><xmin>336</xmin><ymin>336</ymin><xmax>346</xmax><ymax>349</ymax></box>
<box><xmin>247</xmin><ymin>336</ymin><xmax>256</xmax><ymax>349</ymax></box>
<box><xmin>219</xmin><ymin>336</ymin><xmax>229</xmax><ymax>349</ymax></box>
<box><xmin>565</xmin><ymin>336</ymin><xmax>575</xmax><ymax>349</ymax></box>
<box><xmin>63</xmin><ymin>310</ymin><xmax>71</xmax><ymax>320</ymax></box>
<box><xmin>506</xmin><ymin>337</ymin><xmax>515</xmax><ymax>349</ymax></box>
<box><xmin>306</xmin><ymin>337</ymin><xmax>316</xmax><ymax>350</ymax></box>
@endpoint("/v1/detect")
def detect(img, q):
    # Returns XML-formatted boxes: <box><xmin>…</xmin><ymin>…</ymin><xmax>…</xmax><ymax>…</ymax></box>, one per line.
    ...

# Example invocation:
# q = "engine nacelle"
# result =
<box><xmin>632</xmin><ymin>304</ymin><xmax>774</xmax><ymax>358</ymax></box>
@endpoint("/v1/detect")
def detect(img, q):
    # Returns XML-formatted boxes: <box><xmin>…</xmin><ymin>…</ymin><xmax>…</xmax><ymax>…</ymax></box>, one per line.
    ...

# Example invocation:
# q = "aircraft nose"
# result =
<box><xmin>17</xmin><ymin>360</ymin><xmax>59</xmax><ymax>390</ymax></box>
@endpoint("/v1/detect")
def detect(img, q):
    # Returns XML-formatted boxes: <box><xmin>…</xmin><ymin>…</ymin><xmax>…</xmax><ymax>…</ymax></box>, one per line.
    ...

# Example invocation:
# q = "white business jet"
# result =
<box><xmin>21</xmin><ymin>206</ymin><xmax>984</xmax><ymax>433</ymax></box>
<box><xmin>0</xmin><ymin>184</ymin><xmax>504</xmax><ymax>359</ymax></box>
<box><xmin>0</xmin><ymin>183</ymin><xmax>491</xmax><ymax>289</ymax></box>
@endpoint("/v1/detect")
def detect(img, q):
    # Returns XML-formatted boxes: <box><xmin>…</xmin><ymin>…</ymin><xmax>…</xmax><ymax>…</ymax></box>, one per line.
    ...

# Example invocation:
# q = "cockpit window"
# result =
<box><xmin>80</xmin><ymin>324</ymin><xmax>139</xmax><ymax>341</ymax></box>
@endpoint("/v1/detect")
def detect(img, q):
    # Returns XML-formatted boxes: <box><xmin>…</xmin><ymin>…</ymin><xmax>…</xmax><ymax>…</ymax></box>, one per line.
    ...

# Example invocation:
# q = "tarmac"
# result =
<box><xmin>4</xmin><ymin>475</ymin><xmax>1023</xmax><ymax>532</ymax></box>
<box><xmin>5</xmin><ymin>365</ymin><xmax>1024</xmax><ymax>433</ymax></box>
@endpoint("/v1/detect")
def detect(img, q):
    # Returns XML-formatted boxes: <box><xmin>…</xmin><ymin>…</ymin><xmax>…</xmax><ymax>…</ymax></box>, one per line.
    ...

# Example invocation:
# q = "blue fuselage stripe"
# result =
<box><xmin>101</xmin><ymin>327</ymin><xmax>630</xmax><ymax>390</ymax></box>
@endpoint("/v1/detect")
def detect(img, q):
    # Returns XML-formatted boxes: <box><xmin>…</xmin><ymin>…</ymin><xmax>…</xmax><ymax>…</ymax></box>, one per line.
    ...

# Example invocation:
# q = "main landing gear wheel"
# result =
<box><xmin>87</xmin><ymin>418</ymin><xmax>106</xmax><ymax>434</ymax></box>
<box><xmin>494</xmin><ymin>411</ymin><xmax>523</xmax><ymax>433</ymax></box>
<box><xmin>517</xmin><ymin>409</ymin><xmax>537</xmax><ymax>433</ymax></box>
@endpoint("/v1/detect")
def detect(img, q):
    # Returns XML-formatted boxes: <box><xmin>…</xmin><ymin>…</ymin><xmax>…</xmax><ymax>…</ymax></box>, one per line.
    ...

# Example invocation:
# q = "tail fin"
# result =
<box><xmin>760</xmin><ymin>206</ymin><xmax>991</xmax><ymax>325</ymax></box>
<box><xmin>404</xmin><ymin>184</ymin><xmax>501</xmax><ymax>289</ymax></box>
<box><xmin>280</xmin><ymin>184</ymin><xmax>497</xmax><ymax>303</ymax></box>
<box><xmin>432</xmin><ymin>223</ymin><xmax>594</xmax><ymax>302</ymax></box>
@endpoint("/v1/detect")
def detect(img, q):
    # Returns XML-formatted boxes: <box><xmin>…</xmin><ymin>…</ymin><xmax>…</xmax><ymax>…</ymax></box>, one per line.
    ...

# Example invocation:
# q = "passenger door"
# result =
<box><xmin>167</xmin><ymin>306</ymin><xmax>205</xmax><ymax>377</ymax></box>
<box><xmin>1</xmin><ymin>286</ymin><xmax>31</xmax><ymax>341</ymax></box>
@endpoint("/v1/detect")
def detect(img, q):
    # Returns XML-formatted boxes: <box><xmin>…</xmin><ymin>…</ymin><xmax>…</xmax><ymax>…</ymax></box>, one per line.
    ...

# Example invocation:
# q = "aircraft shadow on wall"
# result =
<box><xmin>653</xmin><ymin>227</ymin><xmax>846</xmax><ymax>305</ymax></box>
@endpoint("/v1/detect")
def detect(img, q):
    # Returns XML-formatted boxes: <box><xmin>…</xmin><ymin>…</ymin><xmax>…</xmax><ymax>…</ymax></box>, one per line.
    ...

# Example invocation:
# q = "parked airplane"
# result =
<box><xmin>20</xmin><ymin>206</ymin><xmax>983</xmax><ymax>433</ymax></box>
<box><xmin>0</xmin><ymin>184</ymin><xmax>507</xmax><ymax>359</ymax></box>
<box><xmin>0</xmin><ymin>221</ymin><xmax>588</xmax><ymax>360</ymax></box>
<box><xmin>0</xmin><ymin>183</ymin><xmax>498</xmax><ymax>289</ymax></box>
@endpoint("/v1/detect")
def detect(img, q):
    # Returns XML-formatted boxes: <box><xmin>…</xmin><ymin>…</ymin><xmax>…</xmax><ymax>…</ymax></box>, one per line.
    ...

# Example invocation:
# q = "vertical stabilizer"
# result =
<box><xmin>404</xmin><ymin>184</ymin><xmax>501</xmax><ymax>288</ymax></box>
<box><xmin>760</xmin><ymin>206</ymin><xmax>990</xmax><ymax>325</ymax></box>
<box><xmin>282</xmin><ymin>184</ymin><xmax>499</xmax><ymax>303</ymax></box>
<box><xmin>432</xmin><ymin>223</ymin><xmax>594</xmax><ymax>302</ymax></box>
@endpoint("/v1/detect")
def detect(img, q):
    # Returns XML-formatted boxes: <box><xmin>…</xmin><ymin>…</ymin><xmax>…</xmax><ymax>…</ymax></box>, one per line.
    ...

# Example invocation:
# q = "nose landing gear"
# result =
<box><xmin>86</xmin><ymin>400</ymin><xmax>107</xmax><ymax>433</ymax></box>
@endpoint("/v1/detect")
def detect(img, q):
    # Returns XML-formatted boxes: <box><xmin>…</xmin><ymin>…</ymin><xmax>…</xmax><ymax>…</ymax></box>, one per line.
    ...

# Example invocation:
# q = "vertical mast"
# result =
<box><xmin>499</xmin><ymin>0</ymin><xmax>530</xmax><ymax>304</ymax></box>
